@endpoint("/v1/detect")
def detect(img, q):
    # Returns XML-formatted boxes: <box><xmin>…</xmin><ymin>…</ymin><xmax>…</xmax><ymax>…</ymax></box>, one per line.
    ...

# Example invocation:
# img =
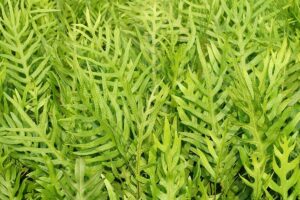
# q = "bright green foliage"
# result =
<box><xmin>268</xmin><ymin>137</ymin><xmax>300</xmax><ymax>200</ymax></box>
<box><xmin>0</xmin><ymin>147</ymin><xmax>27</xmax><ymax>200</ymax></box>
<box><xmin>0</xmin><ymin>0</ymin><xmax>299</xmax><ymax>199</ymax></box>
<box><xmin>151</xmin><ymin>118</ymin><xmax>186</xmax><ymax>199</ymax></box>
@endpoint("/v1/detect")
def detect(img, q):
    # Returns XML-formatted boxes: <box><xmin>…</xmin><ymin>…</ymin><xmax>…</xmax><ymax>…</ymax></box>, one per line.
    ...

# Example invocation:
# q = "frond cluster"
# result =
<box><xmin>0</xmin><ymin>0</ymin><xmax>299</xmax><ymax>199</ymax></box>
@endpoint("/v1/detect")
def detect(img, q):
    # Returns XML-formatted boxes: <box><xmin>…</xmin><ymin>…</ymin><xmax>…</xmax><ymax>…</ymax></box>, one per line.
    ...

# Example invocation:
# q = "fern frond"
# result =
<box><xmin>0</xmin><ymin>0</ymin><xmax>54</xmax><ymax>105</ymax></box>
<box><xmin>60</xmin><ymin>158</ymin><xmax>107</xmax><ymax>200</ymax></box>
<box><xmin>0</xmin><ymin>91</ymin><xmax>69</xmax><ymax>168</ymax></box>
<box><xmin>173</xmin><ymin>38</ymin><xmax>241</xmax><ymax>197</ymax></box>
<box><xmin>0</xmin><ymin>148</ymin><xmax>28</xmax><ymax>200</ymax></box>
<box><xmin>268</xmin><ymin>136</ymin><xmax>300</xmax><ymax>200</ymax></box>
<box><xmin>148</xmin><ymin>118</ymin><xmax>187</xmax><ymax>199</ymax></box>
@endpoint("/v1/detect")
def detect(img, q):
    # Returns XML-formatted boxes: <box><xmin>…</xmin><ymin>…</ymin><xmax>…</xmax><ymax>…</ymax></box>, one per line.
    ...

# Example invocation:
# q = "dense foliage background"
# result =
<box><xmin>0</xmin><ymin>0</ymin><xmax>300</xmax><ymax>199</ymax></box>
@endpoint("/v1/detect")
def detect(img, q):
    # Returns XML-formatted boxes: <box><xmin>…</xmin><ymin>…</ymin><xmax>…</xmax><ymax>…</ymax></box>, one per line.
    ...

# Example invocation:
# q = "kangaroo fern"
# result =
<box><xmin>0</xmin><ymin>0</ymin><xmax>299</xmax><ymax>199</ymax></box>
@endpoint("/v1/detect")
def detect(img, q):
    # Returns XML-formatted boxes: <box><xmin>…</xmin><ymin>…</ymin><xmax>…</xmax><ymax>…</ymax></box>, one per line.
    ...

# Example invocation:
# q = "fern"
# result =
<box><xmin>0</xmin><ymin>0</ymin><xmax>51</xmax><ymax>94</ymax></box>
<box><xmin>268</xmin><ymin>136</ymin><xmax>300</xmax><ymax>199</ymax></box>
<box><xmin>149</xmin><ymin>118</ymin><xmax>187</xmax><ymax>199</ymax></box>
<box><xmin>0</xmin><ymin>148</ymin><xmax>27</xmax><ymax>200</ymax></box>
<box><xmin>61</xmin><ymin>158</ymin><xmax>107</xmax><ymax>200</ymax></box>
<box><xmin>173</xmin><ymin>38</ymin><xmax>241</xmax><ymax>198</ymax></box>
<box><xmin>0</xmin><ymin>0</ymin><xmax>300</xmax><ymax>199</ymax></box>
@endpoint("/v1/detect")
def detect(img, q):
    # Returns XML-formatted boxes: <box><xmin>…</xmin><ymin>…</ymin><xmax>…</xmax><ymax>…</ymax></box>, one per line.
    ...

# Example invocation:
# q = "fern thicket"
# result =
<box><xmin>0</xmin><ymin>0</ymin><xmax>299</xmax><ymax>199</ymax></box>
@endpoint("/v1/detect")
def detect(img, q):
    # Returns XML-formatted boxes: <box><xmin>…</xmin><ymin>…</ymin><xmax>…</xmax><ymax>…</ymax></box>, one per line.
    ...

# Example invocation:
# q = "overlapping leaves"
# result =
<box><xmin>0</xmin><ymin>0</ymin><xmax>299</xmax><ymax>199</ymax></box>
